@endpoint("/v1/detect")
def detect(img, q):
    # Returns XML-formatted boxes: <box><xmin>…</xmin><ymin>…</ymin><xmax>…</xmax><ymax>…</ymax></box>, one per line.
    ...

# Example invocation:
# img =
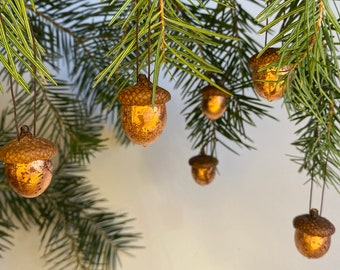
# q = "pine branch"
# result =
<box><xmin>94</xmin><ymin>0</ymin><xmax>236</xmax><ymax>92</ymax></box>
<box><xmin>181</xmin><ymin>0</ymin><xmax>276</xmax><ymax>154</ymax></box>
<box><xmin>36</xmin><ymin>164</ymin><xmax>141</xmax><ymax>270</ymax></box>
<box><xmin>255</xmin><ymin>0</ymin><xmax>340</xmax><ymax>186</ymax></box>
<box><xmin>0</xmin><ymin>0</ymin><xmax>55</xmax><ymax>92</ymax></box>
<box><xmin>27</xmin><ymin>0</ymin><xmax>132</xmax><ymax>144</ymax></box>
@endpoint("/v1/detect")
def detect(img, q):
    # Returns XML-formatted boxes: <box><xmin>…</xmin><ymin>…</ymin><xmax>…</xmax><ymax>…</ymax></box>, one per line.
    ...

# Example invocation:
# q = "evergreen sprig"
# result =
<box><xmin>95</xmin><ymin>0</ymin><xmax>236</xmax><ymax>92</ymax></box>
<box><xmin>0</xmin><ymin>0</ymin><xmax>55</xmax><ymax>92</ymax></box>
<box><xmin>181</xmin><ymin>0</ymin><xmax>275</xmax><ymax>155</ymax></box>
<box><xmin>255</xmin><ymin>0</ymin><xmax>340</xmax><ymax>186</ymax></box>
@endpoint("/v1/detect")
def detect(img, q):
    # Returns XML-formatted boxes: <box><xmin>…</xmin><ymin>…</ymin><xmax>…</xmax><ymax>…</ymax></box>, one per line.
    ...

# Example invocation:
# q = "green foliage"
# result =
<box><xmin>255</xmin><ymin>0</ymin><xmax>340</xmax><ymax>186</ymax></box>
<box><xmin>0</xmin><ymin>0</ymin><xmax>55</xmax><ymax>92</ymax></box>
<box><xmin>95</xmin><ymin>0</ymin><xmax>237</xmax><ymax>92</ymax></box>
<box><xmin>181</xmin><ymin>0</ymin><xmax>275</xmax><ymax>156</ymax></box>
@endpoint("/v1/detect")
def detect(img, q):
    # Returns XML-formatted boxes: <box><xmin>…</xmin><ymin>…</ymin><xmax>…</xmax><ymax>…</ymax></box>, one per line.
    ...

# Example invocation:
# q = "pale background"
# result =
<box><xmin>0</xmin><ymin>76</ymin><xmax>340</xmax><ymax>270</ymax></box>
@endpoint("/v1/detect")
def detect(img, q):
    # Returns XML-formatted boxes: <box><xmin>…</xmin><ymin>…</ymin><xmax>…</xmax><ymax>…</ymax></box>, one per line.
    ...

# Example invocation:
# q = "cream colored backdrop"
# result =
<box><xmin>0</xmin><ymin>78</ymin><xmax>339</xmax><ymax>270</ymax></box>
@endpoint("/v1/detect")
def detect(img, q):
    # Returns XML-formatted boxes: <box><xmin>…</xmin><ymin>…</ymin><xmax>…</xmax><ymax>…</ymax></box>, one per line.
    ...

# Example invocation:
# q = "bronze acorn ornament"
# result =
<box><xmin>293</xmin><ymin>208</ymin><xmax>335</xmax><ymax>259</ymax></box>
<box><xmin>201</xmin><ymin>85</ymin><xmax>230</xmax><ymax>120</ymax></box>
<box><xmin>118</xmin><ymin>74</ymin><xmax>171</xmax><ymax>146</ymax></box>
<box><xmin>248</xmin><ymin>47</ymin><xmax>291</xmax><ymax>102</ymax></box>
<box><xmin>188</xmin><ymin>150</ymin><xmax>218</xmax><ymax>186</ymax></box>
<box><xmin>0</xmin><ymin>125</ymin><xmax>57</xmax><ymax>198</ymax></box>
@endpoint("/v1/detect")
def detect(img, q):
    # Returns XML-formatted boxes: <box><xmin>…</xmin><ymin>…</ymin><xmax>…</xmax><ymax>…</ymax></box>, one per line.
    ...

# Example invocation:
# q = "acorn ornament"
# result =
<box><xmin>201</xmin><ymin>85</ymin><xmax>230</xmax><ymax>120</ymax></box>
<box><xmin>118</xmin><ymin>74</ymin><xmax>171</xmax><ymax>146</ymax></box>
<box><xmin>0</xmin><ymin>125</ymin><xmax>57</xmax><ymax>198</ymax></box>
<box><xmin>188</xmin><ymin>149</ymin><xmax>218</xmax><ymax>186</ymax></box>
<box><xmin>293</xmin><ymin>208</ymin><xmax>335</xmax><ymax>259</ymax></box>
<box><xmin>248</xmin><ymin>47</ymin><xmax>291</xmax><ymax>102</ymax></box>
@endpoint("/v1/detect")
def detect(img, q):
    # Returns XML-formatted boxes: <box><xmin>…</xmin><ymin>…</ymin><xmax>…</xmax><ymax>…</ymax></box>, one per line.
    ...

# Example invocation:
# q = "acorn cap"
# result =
<box><xmin>118</xmin><ymin>74</ymin><xmax>171</xmax><ymax>105</ymax></box>
<box><xmin>189</xmin><ymin>152</ymin><xmax>218</xmax><ymax>168</ymax></box>
<box><xmin>0</xmin><ymin>125</ymin><xmax>57</xmax><ymax>164</ymax></box>
<box><xmin>201</xmin><ymin>85</ymin><xmax>230</xmax><ymax>97</ymax></box>
<box><xmin>248</xmin><ymin>47</ymin><xmax>281</xmax><ymax>70</ymax></box>
<box><xmin>293</xmin><ymin>208</ymin><xmax>335</xmax><ymax>237</ymax></box>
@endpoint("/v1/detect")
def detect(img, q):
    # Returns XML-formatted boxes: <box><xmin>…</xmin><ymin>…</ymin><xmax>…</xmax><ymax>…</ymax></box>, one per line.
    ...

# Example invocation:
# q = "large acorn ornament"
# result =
<box><xmin>0</xmin><ymin>125</ymin><xmax>57</xmax><ymax>198</ymax></box>
<box><xmin>293</xmin><ymin>208</ymin><xmax>335</xmax><ymax>259</ymax></box>
<box><xmin>248</xmin><ymin>47</ymin><xmax>291</xmax><ymax>102</ymax></box>
<box><xmin>188</xmin><ymin>149</ymin><xmax>218</xmax><ymax>186</ymax></box>
<box><xmin>118</xmin><ymin>74</ymin><xmax>171</xmax><ymax>146</ymax></box>
<box><xmin>201</xmin><ymin>85</ymin><xmax>230</xmax><ymax>120</ymax></box>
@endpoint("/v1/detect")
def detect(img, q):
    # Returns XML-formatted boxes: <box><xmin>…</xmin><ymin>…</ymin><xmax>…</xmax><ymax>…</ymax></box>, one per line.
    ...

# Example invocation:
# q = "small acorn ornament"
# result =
<box><xmin>188</xmin><ymin>149</ymin><xmax>218</xmax><ymax>186</ymax></box>
<box><xmin>293</xmin><ymin>208</ymin><xmax>335</xmax><ymax>259</ymax></box>
<box><xmin>201</xmin><ymin>85</ymin><xmax>230</xmax><ymax>120</ymax></box>
<box><xmin>248</xmin><ymin>47</ymin><xmax>291</xmax><ymax>101</ymax></box>
<box><xmin>0</xmin><ymin>125</ymin><xmax>57</xmax><ymax>198</ymax></box>
<box><xmin>118</xmin><ymin>74</ymin><xmax>171</xmax><ymax>146</ymax></box>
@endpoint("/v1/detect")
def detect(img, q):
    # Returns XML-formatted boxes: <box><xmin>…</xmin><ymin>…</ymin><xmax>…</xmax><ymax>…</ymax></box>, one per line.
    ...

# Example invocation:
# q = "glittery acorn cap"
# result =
<box><xmin>293</xmin><ymin>208</ymin><xmax>335</xmax><ymax>237</ymax></box>
<box><xmin>0</xmin><ymin>125</ymin><xmax>57</xmax><ymax>164</ymax></box>
<box><xmin>118</xmin><ymin>74</ymin><xmax>171</xmax><ymax>106</ymax></box>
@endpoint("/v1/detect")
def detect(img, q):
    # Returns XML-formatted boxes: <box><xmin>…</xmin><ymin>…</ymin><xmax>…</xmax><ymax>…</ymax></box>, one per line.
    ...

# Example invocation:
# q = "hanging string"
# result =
<box><xmin>308</xmin><ymin>176</ymin><xmax>314</xmax><ymax>212</ymax></box>
<box><xmin>9</xmin><ymin>76</ymin><xmax>20</xmax><ymax>140</ymax></box>
<box><xmin>135</xmin><ymin>0</ymin><xmax>140</xmax><ymax>80</ymax></box>
<box><xmin>320</xmin><ymin>175</ymin><xmax>327</xmax><ymax>216</ymax></box>
<box><xmin>147</xmin><ymin>0</ymin><xmax>151</xmax><ymax>80</ymax></box>
<box><xmin>30</xmin><ymin>24</ymin><xmax>38</xmax><ymax>137</ymax></box>
<box><xmin>319</xmin><ymin>154</ymin><xmax>330</xmax><ymax>216</ymax></box>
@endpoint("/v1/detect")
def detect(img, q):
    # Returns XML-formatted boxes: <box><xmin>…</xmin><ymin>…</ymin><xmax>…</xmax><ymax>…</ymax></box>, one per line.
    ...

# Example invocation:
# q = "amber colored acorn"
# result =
<box><xmin>118</xmin><ymin>74</ymin><xmax>171</xmax><ymax>146</ymax></box>
<box><xmin>188</xmin><ymin>150</ymin><xmax>218</xmax><ymax>186</ymax></box>
<box><xmin>201</xmin><ymin>85</ymin><xmax>230</xmax><ymax>120</ymax></box>
<box><xmin>293</xmin><ymin>208</ymin><xmax>335</xmax><ymax>259</ymax></box>
<box><xmin>0</xmin><ymin>125</ymin><xmax>57</xmax><ymax>198</ymax></box>
<box><xmin>248</xmin><ymin>47</ymin><xmax>291</xmax><ymax>101</ymax></box>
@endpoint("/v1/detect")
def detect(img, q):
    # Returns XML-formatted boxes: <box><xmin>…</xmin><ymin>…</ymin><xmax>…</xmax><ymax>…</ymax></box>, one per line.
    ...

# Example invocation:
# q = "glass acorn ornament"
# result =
<box><xmin>201</xmin><ymin>85</ymin><xmax>230</xmax><ymax>120</ymax></box>
<box><xmin>118</xmin><ymin>74</ymin><xmax>171</xmax><ymax>146</ymax></box>
<box><xmin>248</xmin><ymin>47</ymin><xmax>291</xmax><ymax>102</ymax></box>
<box><xmin>188</xmin><ymin>149</ymin><xmax>218</xmax><ymax>186</ymax></box>
<box><xmin>293</xmin><ymin>208</ymin><xmax>335</xmax><ymax>259</ymax></box>
<box><xmin>0</xmin><ymin>125</ymin><xmax>57</xmax><ymax>198</ymax></box>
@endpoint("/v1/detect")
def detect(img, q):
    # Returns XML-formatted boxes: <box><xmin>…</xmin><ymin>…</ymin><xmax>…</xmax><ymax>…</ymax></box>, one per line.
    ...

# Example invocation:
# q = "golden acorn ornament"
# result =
<box><xmin>293</xmin><ymin>208</ymin><xmax>335</xmax><ymax>259</ymax></box>
<box><xmin>248</xmin><ymin>47</ymin><xmax>291</xmax><ymax>102</ymax></box>
<box><xmin>118</xmin><ymin>74</ymin><xmax>171</xmax><ymax>146</ymax></box>
<box><xmin>0</xmin><ymin>125</ymin><xmax>57</xmax><ymax>198</ymax></box>
<box><xmin>201</xmin><ymin>85</ymin><xmax>230</xmax><ymax>120</ymax></box>
<box><xmin>188</xmin><ymin>149</ymin><xmax>218</xmax><ymax>186</ymax></box>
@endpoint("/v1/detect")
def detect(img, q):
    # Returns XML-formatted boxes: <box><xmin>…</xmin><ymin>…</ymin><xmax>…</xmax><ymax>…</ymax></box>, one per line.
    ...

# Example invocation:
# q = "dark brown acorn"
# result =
<box><xmin>188</xmin><ymin>150</ymin><xmax>218</xmax><ymax>186</ymax></box>
<box><xmin>293</xmin><ymin>208</ymin><xmax>335</xmax><ymax>258</ymax></box>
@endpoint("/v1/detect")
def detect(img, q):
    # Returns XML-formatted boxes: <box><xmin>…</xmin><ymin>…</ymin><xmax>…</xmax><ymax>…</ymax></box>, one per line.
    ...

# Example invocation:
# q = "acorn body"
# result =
<box><xmin>5</xmin><ymin>160</ymin><xmax>53</xmax><ymax>198</ymax></box>
<box><xmin>248</xmin><ymin>47</ymin><xmax>290</xmax><ymax>101</ymax></box>
<box><xmin>118</xmin><ymin>74</ymin><xmax>171</xmax><ymax>146</ymax></box>
<box><xmin>0</xmin><ymin>125</ymin><xmax>56</xmax><ymax>198</ymax></box>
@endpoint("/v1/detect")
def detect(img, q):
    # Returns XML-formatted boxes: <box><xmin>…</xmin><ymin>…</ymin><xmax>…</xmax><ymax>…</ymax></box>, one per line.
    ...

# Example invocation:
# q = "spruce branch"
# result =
<box><xmin>254</xmin><ymin>0</ymin><xmax>340</xmax><ymax>186</ymax></box>
<box><xmin>181</xmin><ymin>0</ymin><xmax>275</xmax><ymax>155</ymax></box>
<box><xmin>95</xmin><ymin>0</ymin><xmax>236</xmax><ymax>93</ymax></box>
<box><xmin>0</xmin><ymin>0</ymin><xmax>55</xmax><ymax>92</ymax></box>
